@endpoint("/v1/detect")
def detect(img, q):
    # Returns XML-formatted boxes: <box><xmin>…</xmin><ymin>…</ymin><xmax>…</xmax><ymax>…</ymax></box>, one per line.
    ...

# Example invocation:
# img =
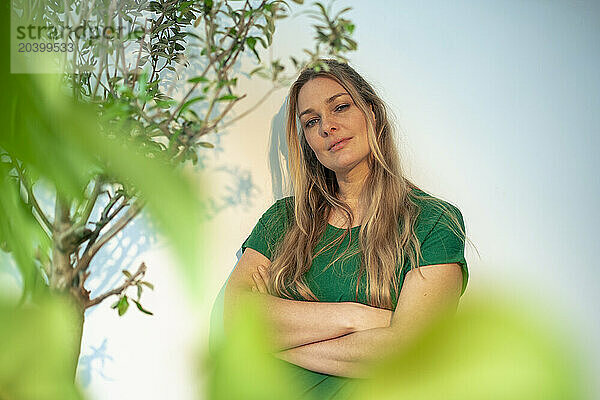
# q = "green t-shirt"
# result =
<box><xmin>239</xmin><ymin>188</ymin><xmax>468</xmax><ymax>399</ymax></box>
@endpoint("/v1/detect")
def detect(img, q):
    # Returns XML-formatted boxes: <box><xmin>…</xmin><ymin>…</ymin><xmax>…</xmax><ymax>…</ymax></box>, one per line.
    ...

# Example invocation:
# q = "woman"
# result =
<box><xmin>223</xmin><ymin>59</ymin><xmax>468</xmax><ymax>397</ymax></box>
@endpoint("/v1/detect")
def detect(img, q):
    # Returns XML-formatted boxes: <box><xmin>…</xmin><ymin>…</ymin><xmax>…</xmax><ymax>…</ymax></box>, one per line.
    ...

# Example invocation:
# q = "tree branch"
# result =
<box><xmin>218</xmin><ymin>85</ymin><xmax>280</xmax><ymax>131</ymax></box>
<box><xmin>85</xmin><ymin>262</ymin><xmax>146</xmax><ymax>308</ymax></box>
<box><xmin>59</xmin><ymin>175</ymin><xmax>103</xmax><ymax>245</ymax></box>
<box><xmin>73</xmin><ymin>198</ymin><xmax>144</xmax><ymax>278</ymax></box>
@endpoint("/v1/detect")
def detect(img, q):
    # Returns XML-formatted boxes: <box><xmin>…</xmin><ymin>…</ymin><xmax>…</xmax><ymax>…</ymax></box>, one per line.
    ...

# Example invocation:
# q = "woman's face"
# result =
<box><xmin>297</xmin><ymin>77</ymin><xmax>373</xmax><ymax>177</ymax></box>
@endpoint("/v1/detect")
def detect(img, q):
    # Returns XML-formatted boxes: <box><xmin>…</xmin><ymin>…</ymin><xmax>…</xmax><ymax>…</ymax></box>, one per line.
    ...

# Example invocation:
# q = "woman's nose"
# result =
<box><xmin>321</xmin><ymin>117</ymin><xmax>337</xmax><ymax>137</ymax></box>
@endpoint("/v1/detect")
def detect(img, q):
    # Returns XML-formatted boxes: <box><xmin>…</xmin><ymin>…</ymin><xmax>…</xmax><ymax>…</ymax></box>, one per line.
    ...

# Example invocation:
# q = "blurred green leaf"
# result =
<box><xmin>141</xmin><ymin>281</ymin><xmax>155</xmax><ymax>290</ymax></box>
<box><xmin>351</xmin><ymin>295</ymin><xmax>586</xmax><ymax>400</ymax></box>
<box><xmin>216</xmin><ymin>94</ymin><xmax>238</xmax><ymax>101</ymax></box>
<box><xmin>0</xmin><ymin>161</ymin><xmax>51</xmax><ymax>302</ymax></box>
<box><xmin>178</xmin><ymin>96</ymin><xmax>207</xmax><ymax>117</ymax></box>
<box><xmin>155</xmin><ymin>99</ymin><xmax>177</xmax><ymax>109</ymax></box>
<box><xmin>0</xmin><ymin>295</ymin><xmax>85</xmax><ymax>400</ymax></box>
<box><xmin>206</xmin><ymin>301</ymin><xmax>301</xmax><ymax>400</ymax></box>
<box><xmin>188</xmin><ymin>76</ymin><xmax>209</xmax><ymax>84</ymax></box>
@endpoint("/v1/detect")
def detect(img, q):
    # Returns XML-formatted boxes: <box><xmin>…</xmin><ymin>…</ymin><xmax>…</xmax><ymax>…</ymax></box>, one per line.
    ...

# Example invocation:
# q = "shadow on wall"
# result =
<box><xmin>268</xmin><ymin>97</ymin><xmax>293</xmax><ymax>200</ymax></box>
<box><xmin>78</xmin><ymin>206</ymin><xmax>159</xmax><ymax>390</ymax></box>
<box><xmin>209</xmin><ymin>96</ymin><xmax>292</xmax><ymax>354</ymax></box>
<box><xmin>77</xmin><ymin>338</ymin><xmax>114</xmax><ymax>387</ymax></box>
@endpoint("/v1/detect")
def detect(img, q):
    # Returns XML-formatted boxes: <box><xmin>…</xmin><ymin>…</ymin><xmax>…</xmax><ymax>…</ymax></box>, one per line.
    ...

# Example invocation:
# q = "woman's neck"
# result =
<box><xmin>335</xmin><ymin>160</ymin><xmax>369</xmax><ymax>204</ymax></box>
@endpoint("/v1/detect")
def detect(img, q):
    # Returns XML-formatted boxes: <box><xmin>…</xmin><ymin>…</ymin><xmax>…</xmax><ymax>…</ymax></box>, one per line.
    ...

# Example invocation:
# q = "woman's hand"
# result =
<box><xmin>252</xmin><ymin>265</ymin><xmax>269</xmax><ymax>294</ymax></box>
<box><xmin>226</xmin><ymin>248</ymin><xmax>386</xmax><ymax>350</ymax></box>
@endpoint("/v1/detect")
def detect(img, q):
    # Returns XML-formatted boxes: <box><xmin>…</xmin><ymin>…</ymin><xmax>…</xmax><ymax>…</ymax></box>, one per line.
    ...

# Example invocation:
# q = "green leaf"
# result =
<box><xmin>256</xmin><ymin>36</ymin><xmax>268</xmax><ymax>49</ymax></box>
<box><xmin>133</xmin><ymin>299</ymin><xmax>154</xmax><ymax>315</ymax></box>
<box><xmin>178</xmin><ymin>96</ymin><xmax>207</xmax><ymax>117</ymax></box>
<box><xmin>155</xmin><ymin>99</ymin><xmax>177</xmax><ymax>109</ymax></box>
<box><xmin>198</xmin><ymin>142</ymin><xmax>214</xmax><ymax>148</ymax></box>
<box><xmin>141</xmin><ymin>281</ymin><xmax>155</xmax><ymax>290</ymax></box>
<box><xmin>245</xmin><ymin>37</ymin><xmax>261</xmax><ymax>61</ymax></box>
<box><xmin>122</xmin><ymin>269</ymin><xmax>132</xmax><ymax>279</ymax></box>
<box><xmin>148</xmin><ymin>1</ymin><xmax>162</xmax><ymax>11</ymax></box>
<box><xmin>117</xmin><ymin>296</ymin><xmax>129</xmax><ymax>316</ymax></box>
<box><xmin>346</xmin><ymin>22</ymin><xmax>355</xmax><ymax>35</ymax></box>
<box><xmin>334</xmin><ymin>6</ymin><xmax>353</xmax><ymax>21</ymax></box>
<box><xmin>216</xmin><ymin>77</ymin><xmax>238</xmax><ymax>89</ymax></box>
<box><xmin>250</xmin><ymin>66</ymin><xmax>265</xmax><ymax>76</ymax></box>
<box><xmin>216</xmin><ymin>94</ymin><xmax>238</xmax><ymax>101</ymax></box>
<box><xmin>190</xmin><ymin>150</ymin><xmax>199</xmax><ymax>165</ymax></box>
<box><xmin>0</xmin><ymin>297</ymin><xmax>86</xmax><ymax>400</ymax></box>
<box><xmin>188</xmin><ymin>76</ymin><xmax>209</xmax><ymax>84</ymax></box>
<box><xmin>343</xmin><ymin>37</ymin><xmax>357</xmax><ymax>51</ymax></box>
<box><xmin>136</xmin><ymin>283</ymin><xmax>143</xmax><ymax>300</ymax></box>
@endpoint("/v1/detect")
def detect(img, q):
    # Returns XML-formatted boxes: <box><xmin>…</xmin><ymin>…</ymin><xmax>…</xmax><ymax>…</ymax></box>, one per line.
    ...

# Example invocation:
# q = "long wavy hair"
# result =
<box><xmin>266</xmin><ymin>59</ymin><xmax>466</xmax><ymax>310</ymax></box>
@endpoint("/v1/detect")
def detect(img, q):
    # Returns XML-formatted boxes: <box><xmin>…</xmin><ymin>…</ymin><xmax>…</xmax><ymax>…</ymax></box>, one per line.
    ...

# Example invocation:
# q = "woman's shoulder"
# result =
<box><xmin>408</xmin><ymin>187</ymin><xmax>465</xmax><ymax>238</ymax></box>
<box><xmin>409</xmin><ymin>187</ymin><xmax>463</xmax><ymax>214</ymax></box>
<box><xmin>264</xmin><ymin>196</ymin><xmax>294</xmax><ymax>217</ymax></box>
<box><xmin>257</xmin><ymin>196</ymin><xmax>295</xmax><ymax>232</ymax></box>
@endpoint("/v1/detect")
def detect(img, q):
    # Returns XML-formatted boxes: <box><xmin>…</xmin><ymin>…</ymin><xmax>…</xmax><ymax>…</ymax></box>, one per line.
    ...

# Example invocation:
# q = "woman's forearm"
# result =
<box><xmin>276</xmin><ymin>326</ymin><xmax>399</xmax><ymax>378</ymax></box>
<box><xmin>276</xmin><ymin>264</ymin><xmax>464</xmax><ymax>377</ymax></box>
<box><xmin>224</xmin><ymin>289</ymin><xmax>392</xmax><ymax>350</ymax></box>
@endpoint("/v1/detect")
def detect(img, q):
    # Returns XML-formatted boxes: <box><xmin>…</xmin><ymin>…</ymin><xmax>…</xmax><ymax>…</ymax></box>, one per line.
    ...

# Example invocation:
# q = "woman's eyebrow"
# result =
<box><xmin>298</xmin><ymin>92</ymin><xmax>350</xmax><ymax>119</ymax></box>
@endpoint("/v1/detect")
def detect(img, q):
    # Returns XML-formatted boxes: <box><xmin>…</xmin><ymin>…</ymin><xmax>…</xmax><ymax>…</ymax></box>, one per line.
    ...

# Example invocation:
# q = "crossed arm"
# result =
<box><xmin>223</xmin><ymin>247</ymin><xmax>463</xmax><ymax>378</ymax></box>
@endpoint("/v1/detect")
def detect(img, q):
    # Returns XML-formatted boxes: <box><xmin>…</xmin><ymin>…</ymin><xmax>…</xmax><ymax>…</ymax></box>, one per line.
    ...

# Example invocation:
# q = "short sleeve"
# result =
<box><xmin>419</xmin><ymin>205</ymin><xmax>469</xmax><ymax>295</ymax></box>
<box><xmin>241</xmin><ymin>197</ymin><xmax>293</xmax><ymax>261</ymax></box>
<box><xmin>241</xmin><ymin>216</ymin><xmax>271</xmax><ymax>259</ymax></box>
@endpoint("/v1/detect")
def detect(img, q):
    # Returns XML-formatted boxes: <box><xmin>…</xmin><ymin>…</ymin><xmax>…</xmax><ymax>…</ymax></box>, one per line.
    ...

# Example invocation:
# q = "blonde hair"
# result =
<box><xmin>267</xmin><ymin>59</ymin><xmax>466</xmax><ymax>310</ymax></box>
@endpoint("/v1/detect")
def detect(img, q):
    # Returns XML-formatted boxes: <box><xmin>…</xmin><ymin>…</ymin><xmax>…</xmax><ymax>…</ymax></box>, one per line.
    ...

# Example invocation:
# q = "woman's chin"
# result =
<box><xmin>326</xmin><ymin>155</ymin><xmax>369</xmax><ymax>175</ymax></box>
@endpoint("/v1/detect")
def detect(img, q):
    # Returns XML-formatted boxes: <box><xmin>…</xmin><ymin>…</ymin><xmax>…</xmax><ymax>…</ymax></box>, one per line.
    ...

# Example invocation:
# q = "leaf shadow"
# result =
<box><xmin>77</xmin><ymin>338</ymin><xmax>114</xmax><ymax>388</ymax></box>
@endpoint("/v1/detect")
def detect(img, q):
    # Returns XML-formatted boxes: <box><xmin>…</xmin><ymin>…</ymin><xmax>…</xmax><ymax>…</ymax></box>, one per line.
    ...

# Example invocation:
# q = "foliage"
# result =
<box><xmin>206</xmin><ymin>300</ymin><xmax>302</xmax><ymax>400</ymax></box>
<box><xmin>207</xmin><ymin>292</ymin><xmax>588</xmax><ymax>400</ymax></box>
<box><xmin>1</xmin><ymin>0</ymin><xmax>357</xmax><ymax>318</ymax></box>
<box><xmin>0</xmin><ymin>295</ymin><xmax>85</xmax><ymax>400</ymax></box>
<box><xmin>351</xmin><ymin>294</ymin><xmax>587</xmax><ymax>400</ymax></box>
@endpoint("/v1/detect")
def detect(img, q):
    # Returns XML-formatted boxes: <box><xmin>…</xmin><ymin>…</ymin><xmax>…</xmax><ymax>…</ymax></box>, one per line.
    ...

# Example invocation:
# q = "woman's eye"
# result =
<box><xmin>305</xmin><ymin>119</ymin><xmax>317</xmax><ymax>128</ymax></box>
<box><xmin>303</xmin><ymin>105</ymin><xmax>348</xmax><ymax>128</ymax></box>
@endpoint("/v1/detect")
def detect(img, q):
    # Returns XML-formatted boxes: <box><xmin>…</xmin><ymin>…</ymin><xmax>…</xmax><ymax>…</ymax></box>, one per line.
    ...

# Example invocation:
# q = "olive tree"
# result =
<box><xmin>1</xmin><ymin>0</ymin><xmax>356</xmax><ymax>382</ymax></box>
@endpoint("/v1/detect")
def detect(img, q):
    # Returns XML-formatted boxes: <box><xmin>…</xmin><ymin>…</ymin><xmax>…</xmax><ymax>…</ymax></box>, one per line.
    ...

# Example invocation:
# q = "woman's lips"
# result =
<box><xmin>329</xmin><ymin>138</ymin><xmax>351</xmax><ymax>152</ymax></box>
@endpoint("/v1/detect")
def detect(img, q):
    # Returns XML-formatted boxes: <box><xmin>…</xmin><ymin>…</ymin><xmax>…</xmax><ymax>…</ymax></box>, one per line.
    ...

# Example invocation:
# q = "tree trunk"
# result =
<box><xmin>51</xmin><ymin>194</ymin><xmax>72</xmax><ymax>291</ymax></box>
<box><xmin>50</xmin><ymin>193</ymin><xmax>86</xmax><ymax>381</ymax></box>
<box><xmin>50</xmin><ymin>290</ymin><xmax>86</xmax><ymax>382</ymax></box>
<box><xmin>69</xmin><ymin>299</ymin><xmax>86</xmax><ymax>382</ymax></box>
